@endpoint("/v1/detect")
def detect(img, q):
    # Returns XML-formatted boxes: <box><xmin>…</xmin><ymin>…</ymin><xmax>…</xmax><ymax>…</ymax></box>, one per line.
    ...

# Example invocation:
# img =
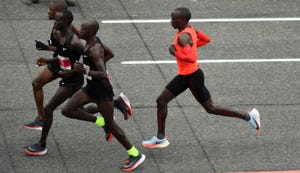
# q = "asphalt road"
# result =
<box><xmin>0</xmin><ymin>0</ymin><xmax>299</xmax><ymax>173</ymax></box>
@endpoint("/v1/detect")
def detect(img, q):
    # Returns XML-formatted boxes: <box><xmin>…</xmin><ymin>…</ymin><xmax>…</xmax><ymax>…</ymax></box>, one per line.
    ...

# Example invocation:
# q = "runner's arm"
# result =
<box><xmin>196</xmin><ymin>30</ymin><xmax>210</xmax><ymax>47</ymax></box>
<box><xmin>173</xmin><ymin>33</ymin><xmax>197</xmax><ymax>63</ymax></box>
<box><xmin>102</xmin><ymin>43</ymin><xmax>115</xmax><ymax>62</ymax></box>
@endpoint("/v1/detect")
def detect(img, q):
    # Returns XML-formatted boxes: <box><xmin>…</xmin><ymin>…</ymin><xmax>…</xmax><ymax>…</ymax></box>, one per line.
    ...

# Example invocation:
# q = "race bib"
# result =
<box><xmin>58</xmin><ymin>55</ymin><xmax>71</xmax><ymax>70</ymax></box>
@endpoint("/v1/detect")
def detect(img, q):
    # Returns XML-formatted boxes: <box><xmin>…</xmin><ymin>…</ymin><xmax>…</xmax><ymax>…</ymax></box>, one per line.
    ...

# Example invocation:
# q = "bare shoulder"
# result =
<box><xmin>70</xmin><ymin>34</ymin><xmax>84</xmax><ymax>51</ymax></box>
<box><xmin>178</xmin><ymin>32</ymin><xmax>192</xmax><ymax>46</ymax></box>
<box><xmin>89</xmin><ymin>43</ymin><xmax>104</xmax><ymax>57</ymax></box>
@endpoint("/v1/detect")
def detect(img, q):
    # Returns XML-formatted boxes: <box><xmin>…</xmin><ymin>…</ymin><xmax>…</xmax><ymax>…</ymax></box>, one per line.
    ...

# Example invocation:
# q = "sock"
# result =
<box><xmin>95</xmin><ymin>116</ymin><xmax>105</xmax><ymax>127</ymax></box>
<box><xmin>127</xmin><ymin>146</ymin><xmax>139</xmax><ymax>157</ymax></box>
<box><xmin>157</xmin><ymin>132</ymin><xmax>165</xmax><ymax>139</ymax></box>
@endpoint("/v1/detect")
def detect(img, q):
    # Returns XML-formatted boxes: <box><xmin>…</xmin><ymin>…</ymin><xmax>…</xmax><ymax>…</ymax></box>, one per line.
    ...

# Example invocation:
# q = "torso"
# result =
<box><xmin>174</xmin><ymin>24</ymin><xmax>199</xmax><ymax>75</ymax></box>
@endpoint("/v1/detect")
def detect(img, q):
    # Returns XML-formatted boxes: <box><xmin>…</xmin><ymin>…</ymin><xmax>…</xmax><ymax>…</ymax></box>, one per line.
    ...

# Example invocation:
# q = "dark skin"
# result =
<box><xmin>70</xmin><ymin>23</ymin><xmax>114</xmax><ymax>62</ymax></box>
<box><xmin>31</xmin><ymin>0</ymin><xmax>114</xmax><ymax>121</ymax></box>
<box><xmin>156</xmin><ymin>9</ymin><xmax>248</xmax><ymax>137</ymax></box>
<box><xmin>31</xmin><ymin>1</ymin><xmax>68</xmax><ymax>121</ymax></box>
<box><xmin>39</xmin><ymin>11</ymin><xmax>84</xmax><ymax>145</ymax></box>
<box><xmin>62</xmin><ymin>19</ymin><xmax>132</xmax><ymax>150</ymax></box>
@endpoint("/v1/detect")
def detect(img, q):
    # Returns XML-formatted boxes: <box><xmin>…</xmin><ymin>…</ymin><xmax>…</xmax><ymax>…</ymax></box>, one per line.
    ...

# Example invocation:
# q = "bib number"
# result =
<box><xmin>58</xmin><ymin>55</ymin><xmax>71</xmax><ymax>70</ymax></box>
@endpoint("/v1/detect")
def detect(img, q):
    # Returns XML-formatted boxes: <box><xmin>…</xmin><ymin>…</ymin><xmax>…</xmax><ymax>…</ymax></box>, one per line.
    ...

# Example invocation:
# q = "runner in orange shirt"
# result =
<box><xmin>143</xmin><ymin>7</ymin><xmax>261</xmax><ymax>149</ymax></box>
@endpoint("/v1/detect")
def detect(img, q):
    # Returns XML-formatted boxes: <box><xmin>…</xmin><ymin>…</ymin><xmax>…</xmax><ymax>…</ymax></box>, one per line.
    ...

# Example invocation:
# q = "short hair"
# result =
<box><xmin>52</xmin><ymin>0</ymin><xmax>68</xmax><ymax>11</ymax></box>
<box><xmin>61</xmin><ymin>10</ymin><xmax>73</xmax><ymax>25</ymax></box>
<box><xmin>175</xmin><ymin>7</ymin><xmax>191</xmax><ymax>22</ymax></box>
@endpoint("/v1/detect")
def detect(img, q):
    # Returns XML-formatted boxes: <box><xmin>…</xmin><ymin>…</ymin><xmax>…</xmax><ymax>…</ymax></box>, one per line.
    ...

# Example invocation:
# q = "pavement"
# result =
<box><xmin>0</xmin><ymin>0</ymin><xmax>299</xmax><ymax>173</ymax></box>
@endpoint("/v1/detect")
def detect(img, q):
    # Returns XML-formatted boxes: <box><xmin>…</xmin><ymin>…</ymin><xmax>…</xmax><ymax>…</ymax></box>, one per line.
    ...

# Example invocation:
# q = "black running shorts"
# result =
<box><xmin>47</xmin><ymin>60</ymin><xmax>84</xmax><ymax>88</ymax></box>
<box><xmin>47</xmin><ymin>60</ymin><xmax>60</xmax><ymax>77</ymax></box>
<box><xmin>82</xmin><ymin>78</ymin><xmax>114</xmax><ymax>102</ymax></box>
<box><xmin>166</xmin><ymin>68</ymin><xmax>211</xmax><ymax>103</ymax></box>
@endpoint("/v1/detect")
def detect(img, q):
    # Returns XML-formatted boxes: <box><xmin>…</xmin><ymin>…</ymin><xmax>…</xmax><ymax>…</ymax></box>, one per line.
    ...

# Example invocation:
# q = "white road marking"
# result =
<box><xmin>121</xmin><ymin>58</ymin><xmax>300</xmax><ymax>64</ymax></box>
<box><xmin>102</xmin><ymin>18</ymin><xmax>300</xmax><ymax>24</ymax></box>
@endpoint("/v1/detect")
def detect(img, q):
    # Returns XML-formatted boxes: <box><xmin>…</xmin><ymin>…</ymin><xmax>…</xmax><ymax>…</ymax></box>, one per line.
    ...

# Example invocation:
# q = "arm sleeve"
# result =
<box><xmin>174</xmin><ymin>45</ymin><xmax>197</xmax><ymax>63</ymax></box>
<box><xmin>196</xmin><ymin>30</ymin><xmax>210</xmax><ymax>47</ymax></box>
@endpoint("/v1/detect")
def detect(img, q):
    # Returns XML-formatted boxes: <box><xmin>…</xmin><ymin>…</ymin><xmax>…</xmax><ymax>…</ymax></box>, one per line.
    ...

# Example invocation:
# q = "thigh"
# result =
<box><xmin>64</xmin><ymin>88</ymin><xmax>91</xmax><ymax>111</ymax></box>
<box><xmin>45</xmin><ymin>85</ymin><xmax>78</xmax><ymax>109</ymax></box>
<box><xmin>33</xmin><ymin>66</ymin><xmax>57</xmax><ymax>86</ymax></box>
<box><xmin>157</xmin><ymin>88</ymin><xmax>176</xmax><ymax>104</ymax></box>
<box><xmin>165</xmin><ymin>74</ymin><xmax>188</xmax><ymax>97</ymax></box>
<box><xmin>188</xmin><ymin>69</ymin><xmax>211</xmax><ymax>103</ymax></box>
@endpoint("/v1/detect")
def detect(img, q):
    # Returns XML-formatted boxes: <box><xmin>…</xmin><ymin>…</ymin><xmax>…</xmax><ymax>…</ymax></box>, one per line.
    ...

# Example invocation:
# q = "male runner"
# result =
<box><xmin>61</xmin><ymin>19</ymin><xmax>145</xmax><ymax>171</ymax></box>
<box><xmin>142</xmin><ymin>7</ymin><xmax>261</xmax><ymax>149</ymax></box>
<box><xmin>23</xmin><ymin>0</ymin><xmax>75</xmax><ymax>7</ymax></box>
<box><xmin>24</xmin><ymin>0</ymin><xmax>132</xmax><ymax>131</ymax></box>
<box><xmin>24</xmin><ymin>10</ymin><xmax>87</xmax><ymax>155</ymax></box>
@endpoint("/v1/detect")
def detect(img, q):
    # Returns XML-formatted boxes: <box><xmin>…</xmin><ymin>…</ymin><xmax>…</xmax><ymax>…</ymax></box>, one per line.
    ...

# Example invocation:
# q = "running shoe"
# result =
<box><xmin>24</xmin><ymin>142</ymin><xmax>47</xmax><ymax>156</ymax></box>
<box><xmin>102</xmin><ymin>126</ymin><xmax>113</xmax><ymax>142</ymax></box>
<box><xmin>24</xmin><ymin>117</ymin><xmax>43</xmax><ymax>130</ymax></box>
<box><xmin>116</xmin><ymin>92</ymin><xmax>133</xmax><ymax>120</ymax></box>
<box><xmin>142</xmin><ymin>136</ymin><xmax>170</xmax><ymax>149</ymax></box>
<box><xmin>248</xmin><ymin>108</ymin><xmax>261</xmax><ymax>137</ymax></box>
<box><xmin>121</xmin><ymin>154</ymin><xmax>145</xmax><ymax>171</ymax></box>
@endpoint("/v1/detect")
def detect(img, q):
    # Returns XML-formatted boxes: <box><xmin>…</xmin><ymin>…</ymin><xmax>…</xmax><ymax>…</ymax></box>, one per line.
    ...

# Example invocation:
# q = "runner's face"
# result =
<box><xmin>54</xmin><ymin>13</ymin><xmax>67</xmax><ymax>30</ymax></box>
<box><xmin>171</xmin><ymin>10</ymin><xmax>182</xmax><ymax>29</ymax></box>
<box><xmin>48</xmin><ymin>3</ymin><xmax>58</xmax><ymax>20</ymax></box>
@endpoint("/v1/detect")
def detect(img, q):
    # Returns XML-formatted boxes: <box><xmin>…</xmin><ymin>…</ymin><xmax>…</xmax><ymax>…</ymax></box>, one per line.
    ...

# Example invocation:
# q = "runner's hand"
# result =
<box><xmin>36</xmin><ymin>57</ymin><xmax>48</xmax><ymax>66</ymax></box>
<box><xmin>169</xmin><ymin>44</ymin><xmax>176</xmax><ymax>55</ymax></box>
<box><xmin>74</xmin><ymin>61</ymin><xmax>85</xmax><ymax>73</ymax></box>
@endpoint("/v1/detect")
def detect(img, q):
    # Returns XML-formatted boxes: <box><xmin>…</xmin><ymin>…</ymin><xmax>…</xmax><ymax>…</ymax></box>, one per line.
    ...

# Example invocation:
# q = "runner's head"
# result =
<box><xmin>54</xmin><ymin>10</ymin><xmax>73</xmax><ymax>31</ymax></box>
<box><xmin>48</xmin><ymin>0</ymin><xmax>68</xmax><ymax>20</ymax></box>
<box><xmin>171</xmin><ymin>7</ymin><xmax>191</xmax><ymax>29</ymax></box>
<box><xmin>79</xmin><ymin>19</ymin><xmax>99</xmax><ymax>40</ymax></box>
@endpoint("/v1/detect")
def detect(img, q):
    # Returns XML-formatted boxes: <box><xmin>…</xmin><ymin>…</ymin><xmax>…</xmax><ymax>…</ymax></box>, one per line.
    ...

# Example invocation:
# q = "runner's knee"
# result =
<box><xmin>156</xmin><ymin>96</ymin><xmax>168</xmax><ymax>107</ymax></box>
<box><xmin>32</xmin><ymin>79</ymin><xmax>44</xmax><ymax>90</ymax></box>
<box><xmin>61</xmin><ymin>107</ymin><xmax>72</xmax><ymax>118</ymax></box>
<box><xmin>44</xmin><ymin>105</ymin><xmax>54</xmax><ymax>117</ymax></box>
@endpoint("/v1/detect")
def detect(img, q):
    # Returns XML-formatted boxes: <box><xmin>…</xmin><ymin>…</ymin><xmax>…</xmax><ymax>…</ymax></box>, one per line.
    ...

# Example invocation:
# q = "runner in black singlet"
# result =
<box><xmin>24</xmin><ymin>10</ymin><xmax>86</xmax><ymax>155</ymax></box>
<box><xmin>24</xmin><ymin>0</ymin><xmax>133</xmax><ymax>131</ymax></box>
<box><xmin>23</xmin><ymin>0</ymin><xmax>68</xmax><ymax>131</ymax></box>
<box><xmin>61</xmin><ymin>19</ymin><xmax>145</xmax><ymax>172</ymax></box>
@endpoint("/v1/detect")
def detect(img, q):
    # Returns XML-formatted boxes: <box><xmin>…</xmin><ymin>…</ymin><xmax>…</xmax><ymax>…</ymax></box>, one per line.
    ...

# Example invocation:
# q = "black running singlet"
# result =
<box><xmin>83</xmin><ymin>37</ymin><xmax>106</xmax><ymax>80</ymax></box>
<box><xmin>55</xmin><ymin>30</ymin><xmax>81</xmax><ymax>71</ymax></box>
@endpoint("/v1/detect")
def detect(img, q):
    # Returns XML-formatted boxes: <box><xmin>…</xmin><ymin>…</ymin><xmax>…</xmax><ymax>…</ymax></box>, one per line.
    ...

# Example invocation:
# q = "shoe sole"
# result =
<box><xmin>142</xmin><ymin>140</ymin><xmax>170</xmax><ymax>149</ymax></box>
<box><xmin>23</xmin><ymin>125</ymin><xmax>42</xmax><ymax>131</ymax></box>
<box><xmin>106</xmin><ymin>133</ymin><xmax>113</xmax><ymax>142</ymax></box>
<box><xmin>119</xmin><ymin>93</ymin><xmax>133</xmax><ymax>117</ymax></box>
<box><xmin>24</xmin><ymin>147</ymin><xmax>47</xmax><ymax>156</ymax></box>
<box><xmin>121</xmin><ymin>154</ymin><xmax>146</xmax><ymax>171</ymax></box>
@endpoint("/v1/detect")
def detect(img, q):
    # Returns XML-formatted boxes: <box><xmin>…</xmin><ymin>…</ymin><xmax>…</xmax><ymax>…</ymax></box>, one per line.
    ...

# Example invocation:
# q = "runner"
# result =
<box><xmin>142</xmin><ymin>7</ymin><xmax>261</xmax><ymax>149</ymax></box>
<box><xmin>61</xmin><ymin>19</ymin><xmax>145</xmax><ymax>171</ymax></box>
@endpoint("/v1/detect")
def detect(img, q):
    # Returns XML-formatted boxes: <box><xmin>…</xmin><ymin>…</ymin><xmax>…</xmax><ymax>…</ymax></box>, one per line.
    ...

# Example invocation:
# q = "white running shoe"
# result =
<box><xmin>248</xmin><ymin>108</ymin><xmax>261</xmax><ymax>137</ymax></box>
<box><xmin>142</xmin><ymin>136</ymin><xmax>170</xmax><ymax>149</ymax></box>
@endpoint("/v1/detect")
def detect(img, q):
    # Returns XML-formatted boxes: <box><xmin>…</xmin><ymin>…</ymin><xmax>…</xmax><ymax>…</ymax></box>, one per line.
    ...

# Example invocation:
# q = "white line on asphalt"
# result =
<box><xmin>121</xmin><ymin>58</ymin><xmax>300</xmax><ymax>64</ymax></box>
<box><xmin>102</xmin><ymin>18</ymin><xmax>300</xmax><ymax>24</ymax></box>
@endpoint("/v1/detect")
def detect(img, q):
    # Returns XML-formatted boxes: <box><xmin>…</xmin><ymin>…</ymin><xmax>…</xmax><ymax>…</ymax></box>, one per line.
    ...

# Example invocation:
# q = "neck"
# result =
<box><xmin>178</xmin><ymin>23</ymin><xmax>189</xmax><ymax>32</ymax></box>
<box><xmin>60</xmin><ymin>27</ymin><xmax>69</xmax><ymax>36</ymax></box>
<box><xmin>86</xmin><ymin>36</ymin><xmax>96</xmax><ymax>46</ymax></box>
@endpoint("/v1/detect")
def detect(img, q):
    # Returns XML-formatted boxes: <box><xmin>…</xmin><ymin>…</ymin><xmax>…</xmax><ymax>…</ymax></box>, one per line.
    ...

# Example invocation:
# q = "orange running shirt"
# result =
<box><xmin>174</xmin><ymin>24</ymin><xmax>199</xmax><ymax>75</ymax></box>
